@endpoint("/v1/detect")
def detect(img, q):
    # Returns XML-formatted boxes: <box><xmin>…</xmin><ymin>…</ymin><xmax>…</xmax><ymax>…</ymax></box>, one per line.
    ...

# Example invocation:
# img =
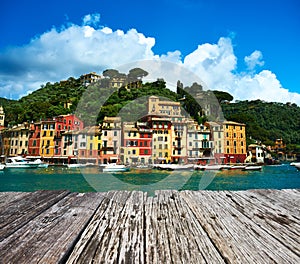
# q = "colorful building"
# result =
<box><xmin>28</xmin><ymin>122</ymin><xmax>42</xmax><ymax>157</ymax></box>
<box><xmin>136</xmin><ymin>122</ymin><xmax>152</xmax><ymax>165</ymax></box>
<box><xmin>205</xmin><ymin>121</ymin><xmax>224</xmax><ymax>164</ymax></box>
<box><xmin>187</xmin><ymin>121</ymin><xmax>213</xmax><ymax>164</ymax></box>
<box><xmin>122</xmin><ymin>122</ymin><xmax>140</xmax><ymax>165</ymax></box>
<box><xmin>0</xmin><ymin>106</ymin><xmax>5</xmax><ymax>129</ymax></box>
<box><xmin>100</xmin><ymin>117</ymin><xmax>122</xmax><ymax>164</ymax></box>
<box><xmin>171</xmin><ymin>117</ymin><xmax>188</xmax><ymax>163</ymax></box>
<box><xmin>223</xmin><ymin>121</ymin><xmax>247</xmax><ymax>163</ymax></box>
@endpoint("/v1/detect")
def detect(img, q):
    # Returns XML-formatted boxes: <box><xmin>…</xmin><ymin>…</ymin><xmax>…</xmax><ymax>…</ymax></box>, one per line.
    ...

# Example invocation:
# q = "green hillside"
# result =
<box><xmin>1</xmin><ymin>70</ymin><xmax>299</xmax><ymax>148</ymax></box>
<box><xmin>222</xmin><ymin>100</ymin><xmax>300</xmax><ymax>146</ymax></box>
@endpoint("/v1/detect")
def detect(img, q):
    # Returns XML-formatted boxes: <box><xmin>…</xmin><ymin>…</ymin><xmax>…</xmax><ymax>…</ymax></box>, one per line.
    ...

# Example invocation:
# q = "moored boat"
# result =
<box><xmin>243</xmin><ymin>165</ymin><xmax>262</xmax><ymax>171</ymax></box>
<box><xmin>0</xmin><ymin>164</ymin><xmax>5</xmax><ymax>170</ymax></box>
<box><xmin>295</xmin><ymin>164</ymin><xmax>300</xmax><ymax>171</ymax></box>
<box><xmin>290</xmin><ymin>162</ymin><xmax>300</xmax><ymax>166</ymax></box>
<box><xmin>194</xmin><ymin>164</ymin><xmax>223</xmax><ymax>171</ymax></box>
<box><xmin>5</xmin><ymin>156</ymin><xmax>39</xmax><ymax>169</ymax></box>
<box><xmin>100</xmin><ymin>163</ymin><xmax>130</xmax><ymax>172</ymax></box>
<box><xmin>155</xmin><ymin>164</ymin><xmax>194</xmax><ymax>171</ymax></box>
<box><xmin>230</xmin><ymin>165</ymin><xmax>246</xmax><ymax>170</ymax></box>
<box><xmin>25</xmin><ymin>157</ymin><xmax>49</xmax><ymax>168</ymax></box>
<box><xmin>67</xmin><ymin>163</ymin><xmax>87</xmax><ymax>168</ymax></box>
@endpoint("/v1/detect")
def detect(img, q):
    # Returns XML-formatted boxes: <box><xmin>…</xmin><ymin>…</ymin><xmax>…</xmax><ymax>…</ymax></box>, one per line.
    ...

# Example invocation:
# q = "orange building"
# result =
<box><xmin>223</xmin><ymin>121</ymin><xmax>246</xmax><ymax>163</ymax></box>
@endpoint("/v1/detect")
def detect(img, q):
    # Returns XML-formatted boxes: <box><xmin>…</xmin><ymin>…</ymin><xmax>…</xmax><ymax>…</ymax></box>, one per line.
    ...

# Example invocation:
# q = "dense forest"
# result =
<box><xmin>1</xmin><ymin>68</ymin><xmax>300</xmax><ymax>150</ymax></box>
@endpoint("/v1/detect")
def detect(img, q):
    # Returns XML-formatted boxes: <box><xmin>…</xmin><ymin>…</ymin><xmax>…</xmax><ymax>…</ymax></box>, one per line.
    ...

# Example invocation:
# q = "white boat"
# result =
<box><xmin>243</xmin><ymin>165</ymin><xmax>262</xmax><ymax>171</ymax></box>
<box><xmin>24</xmin><ymin>157</ymin><xmax>49</xmax><ymax>168</ymax></box>
<box><xmin>154</xmin><ymin>164</ymin><xmax>194</xmax><ymax>171</ymax></box>
<box><xmin>67</xmin><ymin>163</ymin><xmax>87</xmax><ymax>168</ymax></box>
<box><xmin>100</xmin><ymin>163</ymin><xmax>130</xmax><ymax>172</ymax></box>
<box><xmin>295</xmin><ymin>164</ymin><xmax>300</xmax><ymax>171</ymax></box>
<box><xmin>290</xmin><ymin>162</ymin><xmax>300</xmax><ymax>166</ymax></box>
<box><xmin>194</xmin><ymin>164</ymin><xmax>223</xmax><ymax>171</ymax></box>
<box><xmin>230</xmin><ymin>165</ymin><xmax>246</xmax><ymax>170</ymax></box>
<box><xmin>0</xmin><ymin>164</ymin><xmax>5</xmax><ymax>170</ymax></box>
<box><xmin>5</xmin><ymin>156</ymin><xmax>39</xmax><ymax>168</ymax></box>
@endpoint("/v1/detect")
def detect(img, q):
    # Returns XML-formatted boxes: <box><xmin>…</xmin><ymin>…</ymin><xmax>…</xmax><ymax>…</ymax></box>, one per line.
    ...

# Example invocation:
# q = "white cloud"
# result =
<box><xmin>244</xmin><ymin>50</ymin><xmax>264</xmax><ymax>70</ymax></box>
<box><xmin>82</xmin><ymin>13</ymin><xmax>101</xmax><ymax>27</ymax></box>
<box><xmin>182</xmin><ymin>38</ymin><xmax>300</xmax><ymax>105</ymax></box>
<box><xmin>0</xmin><ymin>14</ymin><xmax>299</xmax><ymax>105</ymax></box>
<box><xmin>0</xmin><ymin>17</ymin><xmax>156</xmax><ymax>99</ymax></box>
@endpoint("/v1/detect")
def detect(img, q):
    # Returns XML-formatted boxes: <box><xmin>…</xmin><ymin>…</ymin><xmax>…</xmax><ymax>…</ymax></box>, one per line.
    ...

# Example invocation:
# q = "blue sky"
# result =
<box><xmin>0</xmin><ymin>0</ymin><xmax>299</xmax><ymax>103</ymax></box>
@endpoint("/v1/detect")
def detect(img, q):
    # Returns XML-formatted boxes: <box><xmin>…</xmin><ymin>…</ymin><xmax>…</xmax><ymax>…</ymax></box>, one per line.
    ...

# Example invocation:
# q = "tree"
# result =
<box><xmin>128</xmin><ymin>68</ymin><xmax>148</xmax><ymax>80</ymax></box>
<box><xmin>103</xmin><ymin>69</ymin><xmax>120</xmax><ymax>78</ymax></box>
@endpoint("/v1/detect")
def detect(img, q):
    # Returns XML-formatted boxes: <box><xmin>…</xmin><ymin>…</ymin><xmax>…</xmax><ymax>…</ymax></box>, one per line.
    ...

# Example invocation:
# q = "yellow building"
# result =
<box><xmin>151</xmin><ymin>117</ymin><xmax>172</xmax><ymax>163</ymax></box>
<box><xmin>223</xmin><ymin>121</ymin><xmax>246</xmax><ymax>163</ymax></box>
<box><xmin>85</xmin><ymin>126</ymin><xmax>102</xmax><ymax>164</ymax></box>
<box><xmin>40</xmin><ymin>120</ymin><xmax>56</xmax><ymax>158</ymax></box>
<box><xmin>6</xmin><ymin>123</ymin><xmax>30</xmax><ymax>156</ymax></box>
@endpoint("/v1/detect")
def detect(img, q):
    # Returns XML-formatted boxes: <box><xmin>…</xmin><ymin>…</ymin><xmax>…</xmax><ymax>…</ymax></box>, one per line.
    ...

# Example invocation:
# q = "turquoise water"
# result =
<box><xmin>0</xmin><ymin>164</ymin><xmax>299</xmax><ymax>195</ymax></box>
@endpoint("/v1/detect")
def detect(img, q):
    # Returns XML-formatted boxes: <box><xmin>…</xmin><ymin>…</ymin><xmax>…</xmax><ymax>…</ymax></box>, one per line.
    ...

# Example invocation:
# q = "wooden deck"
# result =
<box><xmin>0</xmin><ymin>189</ymin><xmax>299</xmax><ymax>263</ymax></box>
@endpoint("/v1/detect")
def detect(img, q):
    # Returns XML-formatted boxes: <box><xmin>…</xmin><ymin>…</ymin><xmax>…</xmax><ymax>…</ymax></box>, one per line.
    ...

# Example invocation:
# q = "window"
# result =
<box><xmin>90</xmin><ymin>143</ymin><xmax>93</xmax><ymax>150</ymax></box>
<box><xmin>227</xmin><ymin>141</ymin><xmax>230</xmax><ymax>146</ymax></box>
<box><xmin>226</xmin><ymin>132</ymin><xmax>229</xmax><ymax>137</ymax></box>
<box><xmin>140</xmin><ymin>142</ymin><xmax>143</xmax><ymax>147</ymax></box>
<box><xmin>50</xmin><ymin>131</ymin><xmax>53</xmax><ymax>137</ymax></box>
<box><xmin>20</xmin><ymin>141</ymin><xmax>22</xmax><ymax>147</ymax></box>
<box><xmin>241</xmin><ymin>133</ymin><xmax>243</xmax><ymax>138</ymax></box>
<box><xmin>234</xmin><ymin>133</ymin><xmax>236</xmax><ymax>138</ymax></box>
<box><xmin>104</xmin><ymin>131</ymin><xmax>107</xmax><ymax>136</ymax></box>
<box><xmin>114</xmin><ymin>131</ymin><xmax>117</xmax><ymax>137</ymax></box>
<box><xmin>144</xmin><ymin>141</ymin><xmax>147</xmax><ymax>147</ymax></box>
<box><xmin>33</xmin><ymin>140</ymin><xmax>36</xmax><ymax>147</ymax></box>
<box><xmin>90</xmin><ymin>135</ymin><xmax>93</xmax><ymax>140</ymax></box>
<box><xmin>46</xmin><ymin>149</ymin><xmax>50</xmax><ymax>154</ymax></box>
<box><xmin>69</xmin><ymin>120</ymin><xmax>72</xmax><ymax>125</ymax></box>
<box><xmin>133</xmin><ymin>150</ymin><xmax>136</xmax><ymax>155</ymax></box>
<box><xmin>227</xmin><ymin>148</ymin><xmax>229</xmax><ymax>154</ymax></box>
<box><xmin>144</xmin><ymin>149</ymin><xmax>148</xmax><ymax>155</ymax></box>
<box><xmin>165</xmin><ymin>136</ymin><xmax>168</xmax><ymax>142</ymax></box>
<box><xmin>189</xmin><ymin>142</ymin><xmax>192</xmax><ymax>146</ymax></box>
<box><xmin>159</xmin><ymin>144</ymin><xmax>162</xmax><ymax>149</ymax></box>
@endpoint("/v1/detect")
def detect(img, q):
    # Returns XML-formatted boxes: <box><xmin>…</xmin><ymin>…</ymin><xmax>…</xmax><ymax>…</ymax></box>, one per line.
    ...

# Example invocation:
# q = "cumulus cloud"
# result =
<box><xmin>244</xmin><ymin>50</ymin><xmax>264</xmax><ymax>70</ymax></box>
<box><xmin>182</xmin><ymin>38</ymin><xmax>300</xmax><ymax>104</ymax></box>
<box><xmin>0</xmin><ymin>14</ymin><xmax>156</xmax><ymax>99</ymax></box>
<box><xmin>0</xmin><ymin>13</ymin><xmax>299</xmax><ymax>105</ymax></box>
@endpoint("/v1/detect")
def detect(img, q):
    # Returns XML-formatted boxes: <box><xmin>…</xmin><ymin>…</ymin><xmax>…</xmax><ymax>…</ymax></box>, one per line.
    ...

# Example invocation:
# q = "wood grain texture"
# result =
<box><xmin>0</xmin><ymin>189</ymin><xmax>299</xmax><ymax>263</ymax></box>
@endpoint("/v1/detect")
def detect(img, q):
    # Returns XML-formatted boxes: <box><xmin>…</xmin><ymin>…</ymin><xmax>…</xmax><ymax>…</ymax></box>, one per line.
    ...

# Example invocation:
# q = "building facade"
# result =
<box><xmin>223</xmin><ymin>121</ymin><xmax>247</xmax><ymax>163</ymax></box>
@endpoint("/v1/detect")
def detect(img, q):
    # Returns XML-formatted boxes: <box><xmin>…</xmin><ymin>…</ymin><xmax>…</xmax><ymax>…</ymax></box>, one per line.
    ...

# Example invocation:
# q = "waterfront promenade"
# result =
<box><xmin>0</xmin><ymin>189</ymin><xmax>299</xmax><ymax>263</ymax></box>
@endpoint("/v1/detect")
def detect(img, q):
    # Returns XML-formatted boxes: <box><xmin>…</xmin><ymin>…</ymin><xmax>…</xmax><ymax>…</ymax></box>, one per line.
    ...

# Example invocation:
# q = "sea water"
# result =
<box><xmin>0</xmin><ymin>164</ymin><xmax>299</xmax><ymax>195</ymax></box>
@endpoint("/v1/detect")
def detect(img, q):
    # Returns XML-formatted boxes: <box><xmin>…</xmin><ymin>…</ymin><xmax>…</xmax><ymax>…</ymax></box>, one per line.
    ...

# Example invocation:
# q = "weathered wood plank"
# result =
<box><xmin>66</xmin><ymin>191</ymin><xmax>146</xmax><ymax>264</ymax></box>
<box><xmin>0</xmin><ymin>192</ymin><xmax>104</xmax><ymax>264</ymax></box>
<box><xmin>249</xmin><ymin>189</ymin><xmax>300</xmax><ymax>217</ymax></box>
<box><xmin>0</xmin><ymin>190</ymin><xmax>70</xmax><ymax>241</ymax></box>
<box><xmin>0</xmin><ymin>192</ymin><xmax>29</xmax><ymax>206</ymax></box>
<box><xmin>145</xmin><ymin>190</ymin><xmax>225</xmax><ymax>263</ymax></box>
<box><xmin>225</xmin><ymin>190</ymin><xmax>300</xmax><ymax>257</ymax></box>
<box><xmin>180</xmin><ymin>190</ymin><xmax>300</xmax><ymax>263</ymax></box>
